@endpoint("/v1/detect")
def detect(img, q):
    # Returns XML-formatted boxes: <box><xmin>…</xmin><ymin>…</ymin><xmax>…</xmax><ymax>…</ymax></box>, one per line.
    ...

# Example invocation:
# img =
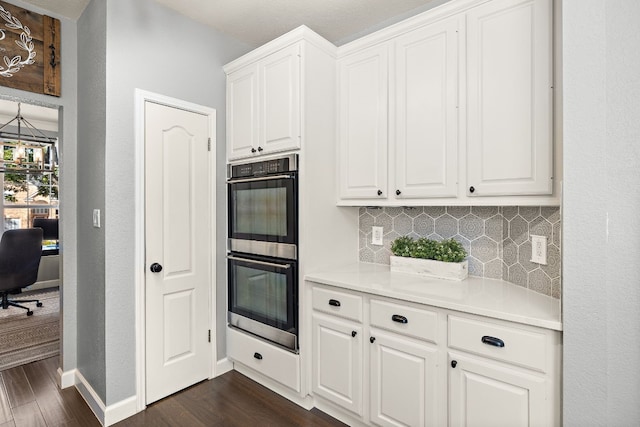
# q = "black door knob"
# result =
<box><xmin>469</xmin><ymin>186</ymin><xmax>475</xmax><ymax>193</ymax></box>
<box><xmin>377</xmin><ymin>189</ymin><xmax>383</xmax><ymax>196</ymax></box>
<box><xmin>251</xmin><ymin>148</ymin><xmax>257</xmax><ymax>153</ymax></box>
<box><xmin>396</xmin><ymin>189</ymin><xmax>401</xmax><ymax>196</ymax></box>
<box><xmin>150</xmin><ymin>263</ymin><xmax>163</xmax><ymax>273</ymax></box>
<box><xmin>451</xmin><ymin>360</ymin><xmax>457</xmax><ymax>368</ymax></box>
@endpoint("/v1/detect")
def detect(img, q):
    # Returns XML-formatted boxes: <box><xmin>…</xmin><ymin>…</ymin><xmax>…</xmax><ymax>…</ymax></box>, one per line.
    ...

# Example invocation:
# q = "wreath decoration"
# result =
<box><xmin>0</xmin><ymin>5</ymin><xmax>36</xmax><ymax>78</ymax></box>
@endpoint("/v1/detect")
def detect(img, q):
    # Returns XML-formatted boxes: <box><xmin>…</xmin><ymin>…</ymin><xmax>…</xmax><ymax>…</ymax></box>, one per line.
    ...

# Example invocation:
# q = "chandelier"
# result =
<box><xmin>0</xmin><ymin>103</ymin><xmax>57</xmax><ymax>174</ymax></box>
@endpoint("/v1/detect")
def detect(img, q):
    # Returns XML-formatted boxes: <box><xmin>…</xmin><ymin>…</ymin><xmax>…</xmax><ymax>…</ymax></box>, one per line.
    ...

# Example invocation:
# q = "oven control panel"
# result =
<box><xmin>229</xmin><ymin>154</ymin><xmax>297</xmax><ymax>178</ymax></box>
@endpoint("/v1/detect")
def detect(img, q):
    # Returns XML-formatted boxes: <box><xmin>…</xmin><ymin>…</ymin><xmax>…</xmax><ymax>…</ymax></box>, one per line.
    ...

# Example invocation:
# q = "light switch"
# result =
<box><xmin>93</xmin><ymin>209</ymin><xmax>101</xmax><ymax>228</ymax></box>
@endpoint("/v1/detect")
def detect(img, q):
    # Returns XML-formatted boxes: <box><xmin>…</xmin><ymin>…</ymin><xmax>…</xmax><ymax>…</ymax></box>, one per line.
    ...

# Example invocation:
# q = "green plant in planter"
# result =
<box><xmin>390</xmin><ymin>236</ymin><xmax>413</xmax><ymax>257</ymax></box>
<box><xmin>409</xmin><ymin>237</ymin><xmax>437</xmax><ymax>259</ymax></box>
<box><xmin>433</xmin><ymin>238</ymin><xmax>467</xmax><ymax>263</ymax></box>
<box><xmin>390</xmin><ymin>236</ymin><xmax>467</xmax><ymax>263</ymax></box>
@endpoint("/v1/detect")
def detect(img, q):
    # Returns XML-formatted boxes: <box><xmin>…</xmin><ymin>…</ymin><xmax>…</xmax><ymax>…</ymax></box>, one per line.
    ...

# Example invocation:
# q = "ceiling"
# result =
<box><xmin>17</xmin><ymin>0</ymin><xmax>449</xmax><ymax>47</ymax></box>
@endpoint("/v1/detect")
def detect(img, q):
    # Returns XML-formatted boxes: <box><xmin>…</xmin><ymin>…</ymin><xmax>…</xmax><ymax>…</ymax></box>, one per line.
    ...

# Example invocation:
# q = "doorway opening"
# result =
<box><xmin>0</xmin><ymin>98</ymin><xmax>61</xmax><ymax>371</ymax></box>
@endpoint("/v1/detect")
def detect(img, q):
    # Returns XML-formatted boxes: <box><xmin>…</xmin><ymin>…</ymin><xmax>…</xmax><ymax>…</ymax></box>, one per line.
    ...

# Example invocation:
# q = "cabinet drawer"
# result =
<box><xmin>227</xmin><ymin>327</ymin><xmax>300</xmax><ymax>391</ymax></box>
<box><xmin>448</xmin><ymin>316</ymin><xmax>547</xmax><ymax>372</ymax></box>
<box><xmin>370</xmin><ymin>299</ymin><xmax>438</xmax><ymax>343</ymax></box>
<box><xmin>312</xmin><ymin>286</ymin><xmax>363</xmax><ymax>322</ymax></box>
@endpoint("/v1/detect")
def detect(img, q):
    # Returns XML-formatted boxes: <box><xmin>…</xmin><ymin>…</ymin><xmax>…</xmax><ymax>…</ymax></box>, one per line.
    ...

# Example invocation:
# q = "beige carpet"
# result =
<box><xmin>0</xmin><ymin>289</ymin><xmax>60</xmax><ymax>371</ymax></box>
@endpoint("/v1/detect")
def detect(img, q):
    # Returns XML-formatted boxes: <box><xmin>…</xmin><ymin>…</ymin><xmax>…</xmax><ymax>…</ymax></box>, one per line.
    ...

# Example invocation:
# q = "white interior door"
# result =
<box><xmin>144</xmin><ymin>101</ymin><xmax>212</xmax><ymax>404</ymax></box>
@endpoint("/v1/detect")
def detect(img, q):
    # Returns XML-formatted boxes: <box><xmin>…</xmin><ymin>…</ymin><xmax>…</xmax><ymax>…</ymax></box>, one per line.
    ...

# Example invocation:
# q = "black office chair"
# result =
<box><xmin>0</xmin><ymin>228</ymin><xmax>44</xmax><ymax>316</ymax></box>
<box><xmin>33</xmin><ymin>218</ymin><xmax>59</xmax><ymax>255</ymax></box>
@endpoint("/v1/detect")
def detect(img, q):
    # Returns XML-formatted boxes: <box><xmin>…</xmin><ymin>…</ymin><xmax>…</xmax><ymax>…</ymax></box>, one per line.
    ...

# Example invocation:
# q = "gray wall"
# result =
<box><xmin>77</xmin><ymin>0</ymin><xmax>107</xmax><ymax>401</ymax></box>
<box><xmin>0</xmin><ymin>0</ymin><xmax>79</xmax><ymax>374</ymax></box>
<box><xmin>563</xmin><ymin>0</ymin><xmax>640</xmax><ymax>425</ymax></box>
<box><xmin>101</xmin><ymin>0</ymin><xmax>249</xmax><ymax>405</ymax></box>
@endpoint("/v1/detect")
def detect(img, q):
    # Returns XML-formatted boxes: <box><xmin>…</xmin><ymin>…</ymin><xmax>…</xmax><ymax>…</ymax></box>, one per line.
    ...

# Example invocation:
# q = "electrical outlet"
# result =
<box><xmin>371</xmin><ymin>226</ymin><xmax>384</xmax><ymax>246</ymax></box>
<box><xmin>530</xmin><ymin>235</ymin><xmax>547</xmax><ymax>265</ymax></box>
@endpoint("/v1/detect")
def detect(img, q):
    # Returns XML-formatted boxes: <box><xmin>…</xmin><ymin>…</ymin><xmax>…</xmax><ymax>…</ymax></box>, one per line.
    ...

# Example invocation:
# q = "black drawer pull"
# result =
<box><xmin>481</xmin><ymin>336</ymin><xmax>505</xmax><ymax>348</ymax></box>
<box><xmin>391</xmin><ymin>314</ymin><xmax>408</xmax><ymax>324</ymax></box>
<box><xmin>253</xmin><ymin>352</ymin><xmax>263</xmax><ymax>360</ymax></box>
<box><xmin>329</xmin><ymin>299</ymin><xmax>341</xmax><ymax>307</ymax></box>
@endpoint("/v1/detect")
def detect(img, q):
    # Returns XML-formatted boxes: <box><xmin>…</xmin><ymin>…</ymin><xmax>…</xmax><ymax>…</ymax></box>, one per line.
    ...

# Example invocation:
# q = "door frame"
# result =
<box><xmin>134</xmin><ymin>89</ymin><xmax>217</xmax><ymax>411</ymax></box>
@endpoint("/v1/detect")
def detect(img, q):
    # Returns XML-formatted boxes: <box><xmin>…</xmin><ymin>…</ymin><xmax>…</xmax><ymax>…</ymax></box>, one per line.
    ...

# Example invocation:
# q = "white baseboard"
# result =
<box><xmin>57</xmin><ymin>367</ymin><xmax>76</xmax><ymax>389</ymax></box>
<box><xmin>74</xmin><ymin>370</ymin><xmax>139</xmax><ymax>426</ymax></box>
<box><xmin>75</xmin><ymin>370</ymin><xmax>105</xmax><ymax>425</ymax></box>
<box><xmin>105</xmin><ymin>396</ymin><xmax>138</xmax><ymax>426</ymax></box>
<box><xmin>214</xmin><ymin>357</ymin><xmax>233</xmax><ymax>377</ymax></box>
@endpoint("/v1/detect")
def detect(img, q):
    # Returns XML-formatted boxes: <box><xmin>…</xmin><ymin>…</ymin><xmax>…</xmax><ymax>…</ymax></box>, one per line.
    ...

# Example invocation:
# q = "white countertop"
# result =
<box><xmin>305</xmin><ymin>262</ymin><xmax>562</xmax><ymax>331</ymax></box>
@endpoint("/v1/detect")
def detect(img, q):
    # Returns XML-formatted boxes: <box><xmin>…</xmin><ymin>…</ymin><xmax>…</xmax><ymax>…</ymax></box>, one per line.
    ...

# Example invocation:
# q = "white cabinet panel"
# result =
<box><xmin>312</xmin><ymin>313</ymin><xmax>364</xmax><ymax>416</ymax></box>
<box><xmin>338</xmin><ymin>44</ymin><xmax>389</xmax><ymax>199</ymax></box>
<box><xmin>370</xmin><ymin>329</ymin><xmax>440</xmax><ymax>427</ymax></box>
<box><xmin>227</xmin><ymin>44</ymin><xmax>301</xmax><ymax>161</ymax></box>
<box><xmin>260</xmin><ymin>44</ymin><xmax>301</xmax><ymax>153</ymax></box>
<box><xmin>394</xmin><ymin>17</ymin><xmax>459</xmax><ymax>199</ymax></box>
<box><xmin>227</xmin><ymin>64</ymin><xmax>259</xmax><ymax>160</ymax></box>
<box><xmin>448</xmin><ymin>353</ymin><xmax>549</xmax><ymax>427</ymax></box>
<box><xmin>466</xmin><ymin>0</ymin><xmax>553</xmax><ymax>196</ymax></box>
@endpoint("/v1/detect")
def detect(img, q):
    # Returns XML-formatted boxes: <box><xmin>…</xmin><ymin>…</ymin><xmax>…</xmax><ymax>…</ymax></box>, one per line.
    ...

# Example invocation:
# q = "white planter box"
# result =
<box><xmin>390</xmin><ymin>256</ymin><xmax>468</xmax><ymax>281</ymax></box>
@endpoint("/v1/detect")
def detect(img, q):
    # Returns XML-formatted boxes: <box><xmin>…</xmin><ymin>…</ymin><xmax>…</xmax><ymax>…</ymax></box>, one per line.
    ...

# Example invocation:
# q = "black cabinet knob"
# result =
<box><xmin>451</xmin><ymin>360</ymin><xmax>457</xmax><ymax>368</ymax></box>
<box><xmin>257</xmin><ymin>146</ymin><xmax>264</xmax><ymax>152</ymax></box>
<box><xmin>150</xmin><ymin>263</ymin><xmax>163</xmax><ymax>273</ymax></box>
<box><xmin>351</xmin><ymin>331</ymin><xmax>357</xmax><ymax>337</ymax></box>
<box><xmin>370</xmin><ymin>337</ymin><xmax>376</xmax><ymax>343</ymax></box>
<box><xmin>377</xmin><ymin>189</ymin><xmax>383</xmax><ymax>196</ymax></box>
<box><xmin>396</xmin><ymin>189</ymin><xmax>402</xmax><ymax>196</ymax></box>
<box><xmin>469</xmin><ymin>186</ymin><xmax>475</xmax><ymax>193</ymax></box>
<box><xmin>251</xmin><ymin>148</ymin><xmax>257</xmax><ymax>153</ymax></box>
<box><xmin>254</xmin><ymin>352</ymin><xmax>263</xmax><ymax>360</ymax></box>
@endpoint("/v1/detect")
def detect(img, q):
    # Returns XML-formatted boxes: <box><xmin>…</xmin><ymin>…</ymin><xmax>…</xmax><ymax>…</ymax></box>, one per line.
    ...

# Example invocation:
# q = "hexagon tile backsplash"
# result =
<box><xmin>359</xmin><ymin>206</ymin><xmax>562</xmax><ymax>299</ymax></box>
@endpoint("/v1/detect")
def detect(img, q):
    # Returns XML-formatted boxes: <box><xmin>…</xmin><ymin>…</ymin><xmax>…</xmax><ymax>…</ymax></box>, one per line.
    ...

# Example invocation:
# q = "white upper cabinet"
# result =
<box><xmin>338</xmin><ymin>44</ymin><xmax>389</xmax><ymax>199</ymax></box>
<box><xmin>393</xmin><ymin>17</ymin><xmax>460</xmax><ymax>199</ymax></box>
<box><xmin>336</xmin><ymin>0</ymin><xmax>557</xmax><ymax>206</ymax></box>
<box><xmin>227</xmin><ymin>44</ymin><xmax>301</xmax><ymax>160</ymax></box>
<box><xmin>227</xmin><ymin>64</ymin><xmax>259</xmax><ymax>160</ymax></box>
<box><xmin>260</xmin><ymin>44</ymin><xmax>301</xmax><ymax>155</ymax></box>
<box><xmin>466</xmin><ymin>0</ymin><xmax>553</xmax><ymax>196</ymax></box>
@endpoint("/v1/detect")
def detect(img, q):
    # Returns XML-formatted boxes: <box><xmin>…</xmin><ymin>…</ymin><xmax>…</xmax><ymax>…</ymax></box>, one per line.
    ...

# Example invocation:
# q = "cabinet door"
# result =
<box><xmin>449</xmin><ymin>353</ymin><xmax>549</xmax><ymax>427</ymax></box>
<box><xmin>466</xmin><ymin>0</ymin><xmax>553</xmax><ymax>196</ymax></box>
<box><xmin>259</xmin><ymin>44</ymin><xmax>301</xmax><ymax>154</ymax></box>
<box><xmin>370</xmin><ymin>329</ymin><xmax>440</xmax><ymax>427</ymax></box>
<box><xmin>394</xmin><ymin>17</ymin><xmax>459</xmax><ymax>199</ymax></box>
<box><xmin>338</xmin><ymin>44</ymin><xmax>389</xmax><ymax>200</ymax></box>
<box><xmin>227</xmin><ymin>64</ymin><xmax>259</xmax><ymax>160</ymax></box>
<box><xmin>312</xmin><ymin>313</ymin><xmax>364</xmax><ymax>416</ymax></box>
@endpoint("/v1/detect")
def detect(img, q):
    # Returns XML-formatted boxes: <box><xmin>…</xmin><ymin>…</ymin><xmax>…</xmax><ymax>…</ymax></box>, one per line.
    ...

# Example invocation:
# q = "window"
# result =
<box><xmin>1</xmin><ymin>140</ymin><xmax>59</xmax><ymax>250</ymax></box>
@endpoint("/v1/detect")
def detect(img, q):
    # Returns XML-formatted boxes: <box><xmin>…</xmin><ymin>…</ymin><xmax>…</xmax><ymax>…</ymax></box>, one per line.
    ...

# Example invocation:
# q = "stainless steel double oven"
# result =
<box><xmin>227</xmin><ymin>154</ymin><xmax>299</xmax><ymax>351</ymax></box>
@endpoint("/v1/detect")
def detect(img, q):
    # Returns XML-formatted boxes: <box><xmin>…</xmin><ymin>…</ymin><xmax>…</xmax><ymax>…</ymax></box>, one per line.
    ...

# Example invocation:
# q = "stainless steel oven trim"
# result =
<box><xmin>229</xmin><ymin>239</ymin><xmax>297</xmax><ymax>260</ymax></box>
<box><xmin>226</xmin><ymin>254</ymin><xmax>291</xmax><ymax>269</ymax></box>
<box><xmin>227</xmin><ymin>174</ymin><xmax>292</xmax><ymax>184</ymax></box>
<box><xmin>228</xmin><ymin>312</ymin><xmax>298</xmax><ymax>352</ymax></box>
<box><xmin>227</xmin><ymin>153</ymin><xmax>298</xmax><ymax>178</ymax></box>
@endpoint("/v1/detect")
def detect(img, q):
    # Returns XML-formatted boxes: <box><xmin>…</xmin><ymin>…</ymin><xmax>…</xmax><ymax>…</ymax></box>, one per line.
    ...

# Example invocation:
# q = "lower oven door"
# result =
<box><xmin>227</xmin><ymin>253</ymin><xmax>298</xmax><ymax>351</ymax></box>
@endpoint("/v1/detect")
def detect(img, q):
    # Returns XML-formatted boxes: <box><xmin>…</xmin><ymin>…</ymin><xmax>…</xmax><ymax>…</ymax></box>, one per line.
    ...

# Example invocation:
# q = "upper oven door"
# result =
<box><xmin>228</xmin><ymin>172</ymin><xmax>298</xmax><ymax>259</ymax></box>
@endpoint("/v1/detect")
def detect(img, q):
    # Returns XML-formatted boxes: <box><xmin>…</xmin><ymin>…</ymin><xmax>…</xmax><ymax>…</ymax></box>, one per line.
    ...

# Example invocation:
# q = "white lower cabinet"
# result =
<box><xmin>370</xmin><ymin>329</ymin><xmax>439</xmax><ymax>427</ymax></box>
<box><xmin>312</xmin><ymin>313</ymin><xmax>364</xmax><ymax>416</ymax></box>
<box><xmin>448</xmin><ymin>353</ymin><xmax>547</xmax><ymax>427</ymax></box>
<box><xmin>309</xmin><ymin>283</ymin><xmax>561</xmax><ymax>427</ymax></box>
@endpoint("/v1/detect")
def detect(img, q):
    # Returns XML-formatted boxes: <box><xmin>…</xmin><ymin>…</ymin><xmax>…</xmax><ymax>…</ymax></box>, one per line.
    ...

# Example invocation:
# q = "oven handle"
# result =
<box><xmin>227</xmin><ymin>255</ymin><xmax>292</xmax><ymax>269</ymax></box>
<box><xmin>227</xmin><ymin>174</ymin><xmax>292</xmax><ymax>184</ymax></box>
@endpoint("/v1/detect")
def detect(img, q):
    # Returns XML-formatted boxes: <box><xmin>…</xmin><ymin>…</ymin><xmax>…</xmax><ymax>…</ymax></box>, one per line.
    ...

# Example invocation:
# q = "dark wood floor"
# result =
<box><xmin>0</xmin><ymin>356</ymin><xmax>346</xmax><ymax>427</ymax></box>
